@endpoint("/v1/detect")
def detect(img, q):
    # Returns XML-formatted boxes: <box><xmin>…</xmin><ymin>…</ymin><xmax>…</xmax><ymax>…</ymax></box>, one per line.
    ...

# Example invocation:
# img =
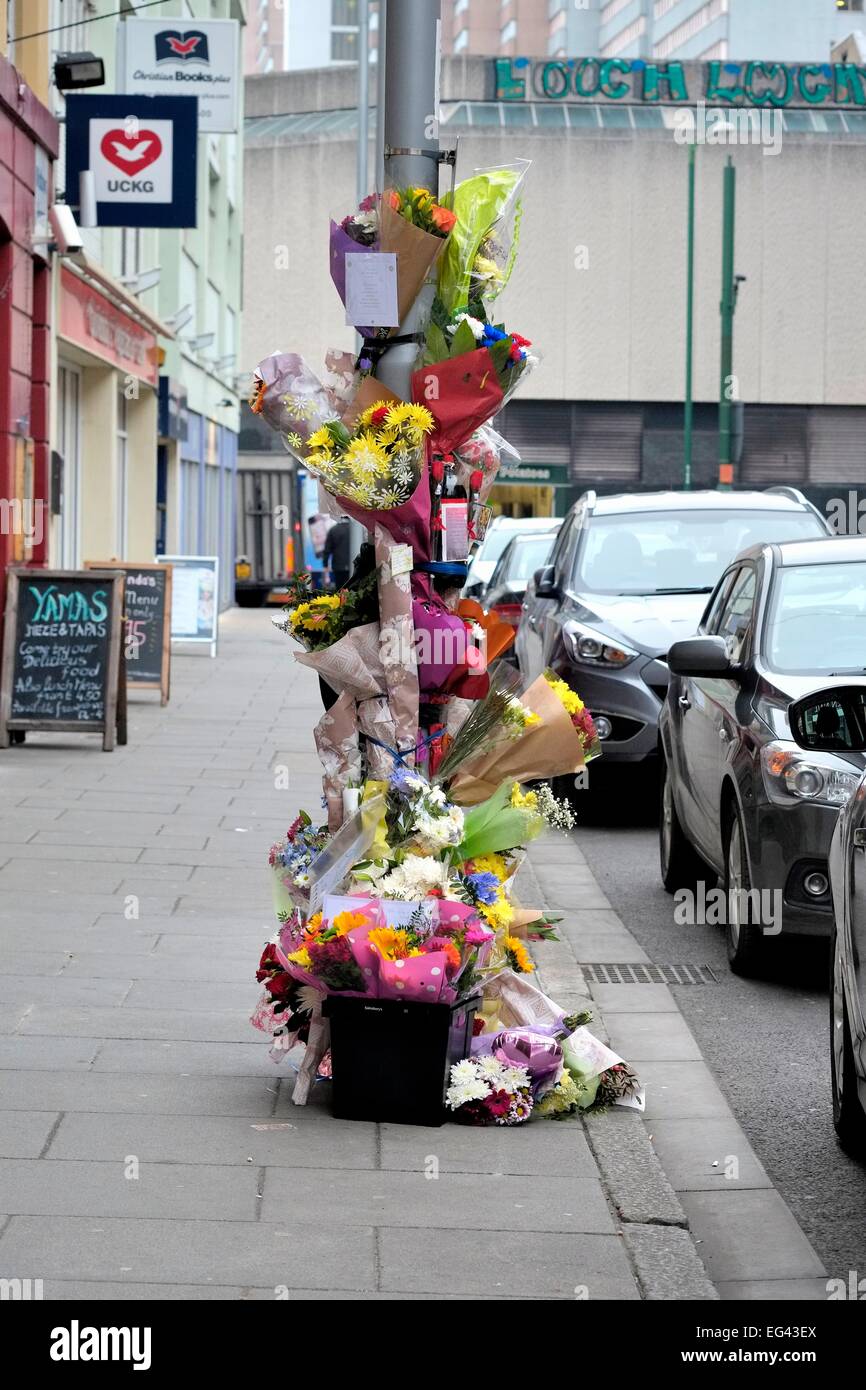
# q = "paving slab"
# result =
<box><xmin>0</xmin><ymin>1215</ymin><xmax>376</xmax><ymax>1290</ymax></box>
<box><xmin>378</xmin><ymin>1119</ymin><xmax>599</xmax><ymax>1177</ymax></box>
<box><xmin>717</xmin><ymin>1278</ymin><xmax>831</xmax><ymax>1300</ymax></box>
<box><xmin>646</xmin><ymin>1117</ymin><xmax>773</xmax><ymax>1192</ymax></box>
<box><xmin>679</xmin><ymin>1189</ymin><xmax>827</xmax><ymax>1282</ymax></box>
<box><xmin>0</xmin><ymin>1070</ymin><xmax>281</xmax><ymax>1118</ymax></box>
<box><xmin>0</xmin><ymin>1111</ymin><xmax>61</xmax><ymax>1158</ymax></box>
<box><xmin>0</xmin><ymin>1158</ymin><xmax>260</xmax><ymax>1221</ymax></box>
<box><xmin>602</xmin><ymin>1010</ymin><xmax>703</xmax><ymax>1062</ymax></box>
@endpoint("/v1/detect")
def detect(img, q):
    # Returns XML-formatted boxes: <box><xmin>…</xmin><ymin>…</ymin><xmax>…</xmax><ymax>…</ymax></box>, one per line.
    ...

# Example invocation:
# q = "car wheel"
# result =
<box><xmin>830</xmin><ymin>927</ymin><xmax>866</xmax><ymax>1159</ymax></box>
<box><xmin>724</xmin><ymin>805</ymin><xmax>764</xmax><ymax>976</ymax></box>
<box><xmin>659</xmin><ymin>753</ymin><xmax>705</xmax><ymax>894</ymax></box>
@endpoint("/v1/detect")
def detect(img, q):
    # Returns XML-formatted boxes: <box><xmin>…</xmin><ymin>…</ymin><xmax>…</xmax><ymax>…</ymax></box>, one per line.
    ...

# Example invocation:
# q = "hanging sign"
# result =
<box><xmin>65</xmin><ymin>94</ymin><xmax>198</xmax><ymax>228</ymax></box>
<box><xmin>118</xmin><ymin>17</ymin><xmax>240</xmax><ymax>133</ymax></box>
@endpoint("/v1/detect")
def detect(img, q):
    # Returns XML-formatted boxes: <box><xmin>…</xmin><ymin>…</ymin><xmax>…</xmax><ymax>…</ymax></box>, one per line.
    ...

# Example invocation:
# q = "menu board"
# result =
<box><xmin>0</xmin><ymin>569</ymin><xmax>126</xmax><ymax>751</ymax></box>
<box><xmin>161</xmin><ymin>555</ymin><xmax>219</xmax><ymax>654</ymax></box>
<box><xmin>85</xmin><ymin>562</ymin><xmax>172</xmax><ymax>703</ymax></box>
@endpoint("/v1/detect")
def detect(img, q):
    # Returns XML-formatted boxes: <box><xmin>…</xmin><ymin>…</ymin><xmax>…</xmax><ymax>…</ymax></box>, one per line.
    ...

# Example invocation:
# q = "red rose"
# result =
<box><xmin>267</xmin><ymin>971</ymin><xmax>294</xmax><ymax>998</ymax></box>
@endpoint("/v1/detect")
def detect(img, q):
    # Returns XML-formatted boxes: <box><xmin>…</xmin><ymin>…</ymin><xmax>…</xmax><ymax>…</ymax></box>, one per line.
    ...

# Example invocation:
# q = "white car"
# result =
<box><xmin>463</xmin><ymin>515</ymin><xmax>560</xmax><ymax>600</ymax></box>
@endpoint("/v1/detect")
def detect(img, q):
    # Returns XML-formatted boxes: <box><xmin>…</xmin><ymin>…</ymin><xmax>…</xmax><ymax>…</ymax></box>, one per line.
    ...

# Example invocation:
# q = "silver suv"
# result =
<box><xmin>517</xmin><ymin>488</ymin><xmax>831</xmax><ymax>767</ymax></box>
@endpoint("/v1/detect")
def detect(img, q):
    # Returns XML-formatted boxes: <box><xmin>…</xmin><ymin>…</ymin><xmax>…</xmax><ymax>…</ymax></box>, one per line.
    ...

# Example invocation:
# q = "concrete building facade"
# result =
<box><xmin>243</xmin><ymin>53</ymin><xmax>866</xmax><ymax>514</ymax></box>
<box><xmin>4</xmin><ymin>0</ymin><xmax>245</xmax><ymax>611</ymax></box>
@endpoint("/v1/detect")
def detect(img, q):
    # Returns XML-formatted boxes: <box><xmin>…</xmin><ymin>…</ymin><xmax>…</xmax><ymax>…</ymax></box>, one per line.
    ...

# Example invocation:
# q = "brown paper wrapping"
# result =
<box><xmin>374</xmin><ymin>523</ymin><xmax>419</xmax><ymax>767</ymax></box>
<box><xmin>295</xmin><ymin>623</ymin><xmax>386</xmax><ymax>702</ymax></box>
<box><xmin>357</xmin><ymin>696</ymin><xmax>399</xmax><ymax>780</ymax></box>
<box><xmin>341</xmin><ymin>376</ymin><xmax>402</xmax><ymax>431</ymax></box>
<box><xmin>291</xmin><ymin>1006</ymin><xmax>330</xmax><ymax>1106</ymax></box>
<box><xmin>314</xmin><ymin>690</ymin><xmax>363</xmax><ymax>832</ymax></box>
<box><xmin>449</xmin><ymin>673</ymin><xmax>586</xmax><ymax>805</ymax></box>
<box><xmin>380</xmin><ymin>195</ymin><xmax>446</xmax><ymax>326</ymax></box>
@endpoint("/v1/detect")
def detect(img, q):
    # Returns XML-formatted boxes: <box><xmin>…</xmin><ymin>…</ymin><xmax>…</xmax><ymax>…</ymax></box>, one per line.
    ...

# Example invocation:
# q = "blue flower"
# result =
<box><xmin>465</xmin><ymin>871</ymin><xmax>500</xmax><ymax>906</ymax></box>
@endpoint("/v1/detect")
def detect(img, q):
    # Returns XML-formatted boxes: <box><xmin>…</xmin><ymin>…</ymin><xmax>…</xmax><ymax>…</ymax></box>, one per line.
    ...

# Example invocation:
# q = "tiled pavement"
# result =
<box><xmin>0</xmin><ymin>609</ymin><xmax>826</xmax><ymax>1300</ymax></box>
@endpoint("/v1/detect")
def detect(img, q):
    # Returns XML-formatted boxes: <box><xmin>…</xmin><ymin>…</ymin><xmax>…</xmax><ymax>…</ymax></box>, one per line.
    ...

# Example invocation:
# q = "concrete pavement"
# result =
<box><xmin>0</xmin><ymin>608</ymin><xmax>810</xmax><ymax>1299</ymax></box>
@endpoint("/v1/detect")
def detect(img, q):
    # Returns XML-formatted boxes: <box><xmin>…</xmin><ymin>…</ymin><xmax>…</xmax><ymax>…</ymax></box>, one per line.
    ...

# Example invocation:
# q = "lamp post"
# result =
<box><xmin>718</xmin><ymin>157</ymin><xmax>737</xmax><ymax>491</ymax></box>
<box><xmin>683</xmin><ymin>141</ymin><xmax>696</xmax><ymax>491</ymax></box>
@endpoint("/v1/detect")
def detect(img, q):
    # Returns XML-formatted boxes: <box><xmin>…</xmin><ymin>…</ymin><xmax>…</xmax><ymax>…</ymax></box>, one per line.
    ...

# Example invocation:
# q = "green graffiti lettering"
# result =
<box><xmin>706</xmin><ymin>60</ymin><xmax>743</xmax><ymax>105</ymax></box>
<box><xmin>797</xmin><ymin>64</ymin><xmax>831</xmax><ymax>104</ymax></box>
<box><xmin>599</xmin><ymin>58</ymin><xmax>631</xmax><ymax>99</ymax></box>
<box><xmin>835</xmin><ymin>64</ymin><xmax>866</xmax><ymax>106</ymax></box>
<box><xmin>574</xmin><ymin>57</ymin><xmax>601</xmax><ymax>99</ymax></box>
<box><xmin>642</xmin><ymin>62</ymin><xmax>689</xmax><ymax>103</ymax></box>
<box><xmin>494</xmin><ymin>57</ymin><xmax>525</xmax><ymax>101</ymax></box>
<box><xmin>744</xmin><ymin>61</ymin><xmax>793</xmax><ymax>106</ymax></box>
<box><xmin>538</xmin><ymin>61</ymin><xmax>569</xmax><ymax>99</ymax></box>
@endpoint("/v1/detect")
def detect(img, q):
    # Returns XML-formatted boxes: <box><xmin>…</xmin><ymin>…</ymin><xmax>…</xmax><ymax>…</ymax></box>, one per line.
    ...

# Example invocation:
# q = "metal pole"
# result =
<box><xmin>375</xmin><ymin>0</ymin><xmax>387</xmax><ymax>195</ymax></box>
<box><xmin>357</xmin><ymin>0</ymin><xmax>370</xmax><ymax>206</ymax></box>
<box><xmin>718</xmin><ymin>157</ymin><xmax>736</xmax><ymax>491</ymax></box>
<box><xmin>683</xmin><ymin>141</ymin><xmax>695</xmax><ymax>491</ymax></box>
<box><xmin>375</xmin><ymin>0</ymin><xmax>441</xmax><ymax>406</ymax></box>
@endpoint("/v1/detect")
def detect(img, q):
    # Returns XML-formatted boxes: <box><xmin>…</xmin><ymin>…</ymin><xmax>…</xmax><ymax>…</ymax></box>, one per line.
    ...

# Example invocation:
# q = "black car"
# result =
<box><xmin>517</xmin><ymin>487</ymin><xmax>831</xmax><ymax>766</ymax></box>
<box><xmin>661</xmin><ymin>537</ymin><xmax>866</xmax><ymax>974</ymax></box>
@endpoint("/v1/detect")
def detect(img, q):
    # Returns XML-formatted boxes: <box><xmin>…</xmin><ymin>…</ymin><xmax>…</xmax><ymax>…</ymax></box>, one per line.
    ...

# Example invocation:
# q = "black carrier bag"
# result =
<box><xmin>323</xmin><ymin>994</ymin><xmax>480</xmax><ymax>1126</ymax></box>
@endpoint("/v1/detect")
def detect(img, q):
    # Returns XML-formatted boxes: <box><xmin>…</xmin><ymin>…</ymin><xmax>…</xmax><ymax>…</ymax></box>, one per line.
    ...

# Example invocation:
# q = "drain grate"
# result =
<box><xmin>581</xmin><ymin>962</ymin><xmax>719</xmax><ymax>985</ymax></box>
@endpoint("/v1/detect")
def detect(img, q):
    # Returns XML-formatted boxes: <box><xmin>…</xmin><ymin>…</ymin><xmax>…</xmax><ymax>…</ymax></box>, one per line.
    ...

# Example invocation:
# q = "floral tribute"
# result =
<box><xmin>247</xmin><ymin>154</ymin><xmax>642</xmax><ymax>1123</ymax></box>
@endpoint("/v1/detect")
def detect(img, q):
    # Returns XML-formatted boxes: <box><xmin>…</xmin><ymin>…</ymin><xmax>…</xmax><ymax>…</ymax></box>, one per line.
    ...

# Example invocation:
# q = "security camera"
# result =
<box><xmin>49</xmin><ymin>204</ymin><xmax>83</xmax><ymax>254</ymax></box>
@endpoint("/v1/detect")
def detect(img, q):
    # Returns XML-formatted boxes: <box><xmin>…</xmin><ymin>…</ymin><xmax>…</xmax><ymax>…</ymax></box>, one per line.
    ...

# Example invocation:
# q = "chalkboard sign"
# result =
<box><xmin>0</xmin><ymin>569</ymin><xmax>126</xmax><ymax>751</ymax></box>
<box><xmin>85</xmin><ymin>561</ymin><xmax>171</xmax><ymax>704</ymax></box>
<box><xmin>162</xmin><ymin>555</ymin><xmax>219</xmax><ymax>657</ymax></box>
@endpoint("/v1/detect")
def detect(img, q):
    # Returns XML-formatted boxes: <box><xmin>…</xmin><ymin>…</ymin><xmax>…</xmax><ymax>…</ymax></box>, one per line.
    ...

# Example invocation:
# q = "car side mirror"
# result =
<box><xmin>667</xmin><ymin>636</ymin><xmax>735</xmax><ymax>678</ymax></box>
<box><xmin>789</xmin><ymin>685</ymin><xmax>866</xmax><ymax>753</ymax></box>
<box><xmin>534</xmin><ymin>564</ymin><xmax>559</xmax><ymax>600</ymax></box>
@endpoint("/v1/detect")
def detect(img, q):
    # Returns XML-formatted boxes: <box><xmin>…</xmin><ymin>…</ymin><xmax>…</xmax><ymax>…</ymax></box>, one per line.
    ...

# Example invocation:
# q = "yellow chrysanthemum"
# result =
<box><xmin>510</xmin><ymin>784</ymin><xmax>538</xmax><ymax>810</ymax></box>
<box><xmin>286</xmin><ymin>946</ymin><xmax>312</xmax><ymax>969</ymax></box>
<box><xmin>303</xmin><ymin>912</ymin><xmax>324</xmax><ymax>940</ymax></box>
<box><xmin>545</xmin><ymin>674</ymin><xmax>585</xmax><ymax>716</ymax></box>
<box><xmin>505</xmin><ymin>936</ymin><xmax>535</xmax><ymax>973</ymax></box>
<box><xmin>307</xmin><ymin>426</ymin><xmax>335</xmax><ymax>450</ymax></box>
<box><xmin>343</xmin><ymin>432</ymin><xmax>389</xmax><ymax>478</ymax></box>
<box><xmin>469</xmin><ymin>853</ymin><xmax>510</xmax><ymax>881</ymax></box>
<box><xmin>384</xmin><ymin>402</ymin><xmax>435</xmax><ymax>440</ymax></box>
<box><xmin>481</xmin><ymin>898</ymin><xmax>514</xmax><ymax>931</ymax></box>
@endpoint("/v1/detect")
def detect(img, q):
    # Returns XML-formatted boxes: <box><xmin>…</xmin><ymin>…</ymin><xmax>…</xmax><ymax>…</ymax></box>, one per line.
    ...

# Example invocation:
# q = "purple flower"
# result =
<box><xmin>465</xmin><ymin>871</ymin><xmax>500</xmax><ymax>906</ymax></box>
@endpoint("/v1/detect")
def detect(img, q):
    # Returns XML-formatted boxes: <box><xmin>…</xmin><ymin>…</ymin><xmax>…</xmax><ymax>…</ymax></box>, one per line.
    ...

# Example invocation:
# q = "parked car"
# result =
<box><xmin>788</xmin><ymin>683</ymin><xmax>866</xmax><ymax>1156</ymax></box>
<box><xmin>463</xmin><ymin>515</ymin><xmax>559</xmax><ymax>600</ymax></box>
<box><xmin>517</xmin><ymin>488</ymin><xmax>831</xmax><ymax>767</ymax></box>
<box><xmin>482</xmin><ymin>531</ymin><xmax>560</xmax><ymax>643</ymax></box>
<box><xmin>660</xmin><ymin>536</ymin><xmax>866</xmax><ymax>975</ymax></box>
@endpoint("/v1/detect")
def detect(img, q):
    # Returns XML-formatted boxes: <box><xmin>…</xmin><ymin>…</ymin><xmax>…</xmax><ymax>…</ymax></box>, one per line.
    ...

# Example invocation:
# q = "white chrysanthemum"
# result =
<box><xmin>501</xmin><ymin>1065</ymin><xmax>531</xmax><ymax>1090</ymax></box>
<box><xmin>450</xmin><ymin>1059</ymin><xmax>479</xmax><ymax>1085</ymax></box>
<box><xmin>476</xmin><ymin>1055</ymin><xmax>506</xmax><ymax>1081</ymax></box>
<box><xmin>446</xmin><ymin>1078</ymin><xmax>490</xmax><ymax>1107</ymax></box>
<box><xmin>297</xmin><ymin>984</ymin><xmax>326</xmax><ymax>1014</ymax></box>
<box><xmin>413</xmin><ymin>804</ymin><xmax>464</xmax><ymax>853</ymax></box>
<box><xmin>451</xmin><ymin>312</ymin><xmax>484</xmax><ymax>341</ymax></box>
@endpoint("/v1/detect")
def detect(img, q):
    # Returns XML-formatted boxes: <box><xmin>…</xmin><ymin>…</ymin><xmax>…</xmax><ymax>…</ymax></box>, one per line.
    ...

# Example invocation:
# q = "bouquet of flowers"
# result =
<box><xmin>545</xmin><ymin>672</ymin><xmax>602</xmax><ymax>762</ymax></box>
<box><xmin>330</xmin><ymin>187</ymin><xmax>455</xmax><ymax>336</ymax></box>
<box><xmin>446</xmin><ymin>1056</ymin><xmax>534</xmax><ymax>1126</ymax></box>
<box><xmin>304</xmin><ymin>400</ymin><xmax>434</xmax><ymax>510</ymax></box>
<box><xmin>435</xmin><ymin>162</ymin><xmax>529</xmax><ymax>320</ymax></box>
<box><xmin>434</xmin><ymin>665</ymin><xmax>538</xmax><ymax>787</ymax></box>
<box><xmin>276</xmin><ymin>569</ymin><xmax>379</xmax><ymax>651</ymax></box>
<box><xmin>269</xmin><ymin>812</ymin><xmax>330</xmax><ymax>906</ymax></box>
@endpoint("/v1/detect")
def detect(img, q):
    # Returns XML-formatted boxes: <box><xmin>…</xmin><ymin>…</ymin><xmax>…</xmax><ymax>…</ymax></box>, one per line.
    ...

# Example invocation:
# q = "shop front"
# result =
<box><xmin>55</xmin><ymin>265</ymin><xmax>160</xmax><ymax>568</ymax></box>
<box><xmin>177</xmin><ymin>406</ymin><xmax>238</xmax><ymax>612</ymax></box>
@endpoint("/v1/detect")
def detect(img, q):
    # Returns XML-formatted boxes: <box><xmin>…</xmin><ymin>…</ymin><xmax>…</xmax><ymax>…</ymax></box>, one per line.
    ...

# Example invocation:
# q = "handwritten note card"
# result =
<box><xmin>344</xmin><ymin>252</ymin><xmax>399</xmax><ymax>329</ymax></box>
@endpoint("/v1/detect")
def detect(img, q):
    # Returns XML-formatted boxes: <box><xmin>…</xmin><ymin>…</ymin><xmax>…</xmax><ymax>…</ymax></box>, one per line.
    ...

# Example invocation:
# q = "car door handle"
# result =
<box><xmin>528</xmin><ymin>615</ymin><xmax>537</xmax><ymax>629</ymax></box>
<box><xmin>719</xmin><ymin>728</ymin><xmax>729</xmax><ymax>742</ymax></box>
<box><xmin>678</xmin><ymin>694</ymin><xmax>691</xmax><ymax>709</ymax></box>
<box><xmin>854</xmin><ymin>828</ymin><xmax>866</xmax><ymax>850</ymax></box>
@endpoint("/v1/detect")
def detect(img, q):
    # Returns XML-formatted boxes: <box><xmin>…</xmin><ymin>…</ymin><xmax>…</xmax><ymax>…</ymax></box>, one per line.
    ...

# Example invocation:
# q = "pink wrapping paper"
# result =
<box><xmin>356</xmin><ymin>696</ymin><xmax>400</xmax><ymax>779</ymax></box>
<box><xmin>295</xmin><ymin>623</ymin><xmax>386</xmax><ymax>701</ymax></box>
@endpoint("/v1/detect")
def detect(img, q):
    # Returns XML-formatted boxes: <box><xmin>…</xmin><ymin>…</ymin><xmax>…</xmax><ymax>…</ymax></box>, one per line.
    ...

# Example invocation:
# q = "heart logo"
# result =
<box><xmin>100</xmin><ymin>129</ymin><xmax>163</xmax><ymax>174</ymax></box>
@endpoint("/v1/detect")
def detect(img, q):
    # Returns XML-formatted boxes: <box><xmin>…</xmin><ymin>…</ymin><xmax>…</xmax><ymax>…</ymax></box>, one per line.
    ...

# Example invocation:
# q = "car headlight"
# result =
<box><xmin>563</xmin><ymin>621</ymin><xmax>637</xmax><ymax>668</ymax></box>
<box><xmin>760</xmin><ymin>741</ymin><xmax>861</xmax><ymax>808</ymax></box>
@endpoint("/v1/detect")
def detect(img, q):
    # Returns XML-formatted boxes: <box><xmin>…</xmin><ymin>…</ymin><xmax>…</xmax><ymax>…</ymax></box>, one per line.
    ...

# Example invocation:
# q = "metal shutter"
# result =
<box><xmin>572</xmin><ymin>406</ymin><xmax>642</xmax><ymax>481</ymax></box>
<box><xmin>740</xmin><ymin>407</ymin><xmax>808</xmax><ymax>484</ymax></box>
<box><xmin>495</xmin><ymin>401</ymin><xmax>572</xmax><ymax>467</ymax></box>
<box><xmin>808</xmin><ymin>408</ymin><xmax>866</xmax><ymax>484</ymax></box>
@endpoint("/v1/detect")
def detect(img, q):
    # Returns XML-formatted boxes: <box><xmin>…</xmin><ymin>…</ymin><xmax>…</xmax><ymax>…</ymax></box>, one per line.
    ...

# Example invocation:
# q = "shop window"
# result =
<box><xmin>332</xmin><ymin>29</ymin><xmax>358</xmax><ymax>61</ymax></box>
<box><xmin>116</xmin><ymin>387</ymin><xmax>128</xmax><ymax>558</ymax></box>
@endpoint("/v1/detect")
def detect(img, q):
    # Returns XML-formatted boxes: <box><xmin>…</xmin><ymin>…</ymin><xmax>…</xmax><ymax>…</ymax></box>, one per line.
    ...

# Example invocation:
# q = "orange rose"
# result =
<box><xmin>431</xmin><ymin>204</ymin><xmax>457</xmax><ymax>234</ymax></box>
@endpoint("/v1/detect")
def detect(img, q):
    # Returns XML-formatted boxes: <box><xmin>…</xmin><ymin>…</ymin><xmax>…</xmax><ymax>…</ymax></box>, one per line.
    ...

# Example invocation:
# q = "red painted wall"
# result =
<box><xmin>0</xmin><ymin>55</ymin><xmax>58</xmax><ymax>648</ymax></box>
